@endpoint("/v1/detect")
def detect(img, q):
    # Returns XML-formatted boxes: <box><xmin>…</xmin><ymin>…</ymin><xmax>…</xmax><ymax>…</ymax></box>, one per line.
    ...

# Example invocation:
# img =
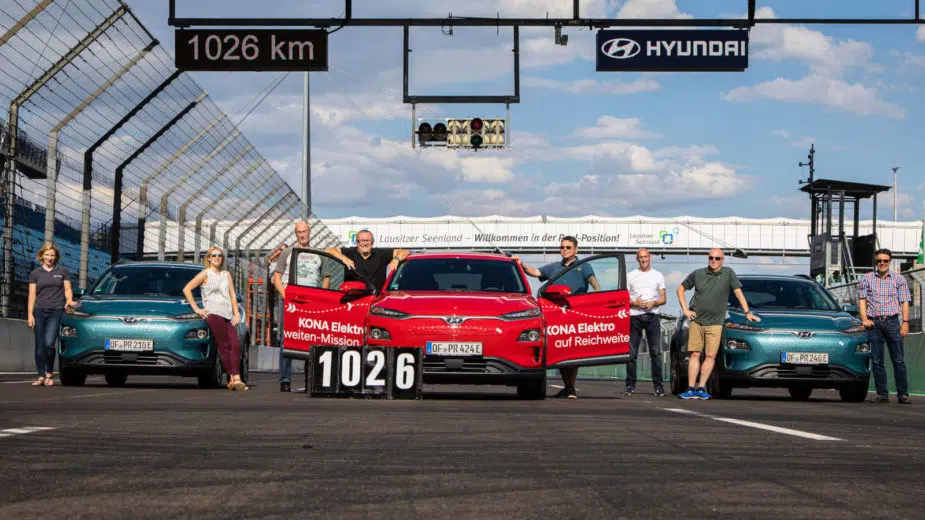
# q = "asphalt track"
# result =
<box><xmin>1</xmin><ymin>372</ymin><xmax>923</xmax><ymax>519</ymax></box>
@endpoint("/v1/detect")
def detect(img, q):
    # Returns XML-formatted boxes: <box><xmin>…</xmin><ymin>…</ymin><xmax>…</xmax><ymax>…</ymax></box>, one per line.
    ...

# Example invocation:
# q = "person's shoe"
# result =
<box><xmin>696</xmin><ymin>387</ymin><xmax>712</xmax><ymax>400</ymax></box>
<box><xmin>654</xmin><ymin>386</ymin><xmax>666</xmax><ymax>397</ymax></box>
<box><xmin>679</xmin><ymin>387</ymin><xmax>700</xmax><ymax>400</ymax></box>
<box><xmin>874</xmin><ymin>395</ymin><xmax>889</xmax><ymax>403</ymax></box>
<box><xmin>280</xmin><ymin>382</ymin><xmax>291</xmax><ymax>393</ymax></box>
<box><xmin>553</xmin><ymin>387</ymin><xmax>570</xmax><ymax>398</ymax></box>
<box><xmin>623</xmin><ymin>385</ymin><xmax>635</xmax><ymax>396</ymax></box>
<box><xmin>898</xmin><ymin>395</ymin><xmax>912</xmax><ymax>405</ymax></box>
<box><xmin>566</xmin><ymin>385</ymin><xmax>578</xmax><ymax>399</ymax></box>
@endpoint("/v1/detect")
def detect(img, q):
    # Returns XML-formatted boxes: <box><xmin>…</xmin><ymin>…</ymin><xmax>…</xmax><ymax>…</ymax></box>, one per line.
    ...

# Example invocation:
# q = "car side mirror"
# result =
<box><xmin>340</xmin><ymin>281</ymin><xmax>369</xmax><ymax>296</ymax></box>
<box><xmin>72</xmin><ymin>288</ymin><xmax>85</xmax><ymax>299</ymax></box>
<box><xmin>542</xmin><ymin>284</ymin><xmax>573</xmax><ymax>299</ymax></box>
<box><xmin>842</xmin><ymin>304</ymin><xmax>859</xmax><ymax>315</ymax></box>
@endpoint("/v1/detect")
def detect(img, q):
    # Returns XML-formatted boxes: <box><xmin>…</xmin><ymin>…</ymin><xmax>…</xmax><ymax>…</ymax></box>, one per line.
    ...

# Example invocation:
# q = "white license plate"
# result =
<box><xmin>106</xmin><ymin>339</ymin><xmax>154</xmax><ymax>352</ymax></box>
<box><xmin>782</xmin><ymin>352</ymin><xmax>829</xmax><ymax>365</ymax></box>
<box><xmin>426</xmin><ymin>341</ymin><xmax>483</xmax><ymax>356</ymax></box>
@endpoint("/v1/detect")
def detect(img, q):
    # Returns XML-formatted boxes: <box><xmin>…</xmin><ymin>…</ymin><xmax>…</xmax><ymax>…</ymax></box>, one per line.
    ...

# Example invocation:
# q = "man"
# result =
<box><xmin>515</xmin><ymin>236</ymin><xmax>600</xmax><ymax>399</ymax></box>
<box><xmin>272</xmin><ymin>222</ymin><xmax>330</xmax><ymax>392</ymax></box>
<box><xmin>859</xmin><ymin>249</ymin><xmax>912</xmax><ymax>404</ymax></box>
<box><xmin>676</xmin><ymin>248</ymin><xmax>760</xmax><ymax>400</ymax></box>
<box><xmin>625</xmin><ymin>248</ymin><xmax>667</xmax><ymax>397</ymax></box>
<box><xmin>325</xmin><ymin>230</ymin><xmax>409</xmax><ymax>291</ymax></box>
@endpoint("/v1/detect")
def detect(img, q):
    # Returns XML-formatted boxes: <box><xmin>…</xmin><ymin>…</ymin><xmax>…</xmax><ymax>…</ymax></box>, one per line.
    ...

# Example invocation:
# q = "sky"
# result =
<box><xmin>122</xmin><ymin>0</ymin><xmax>925</xmax><ymax>312</ymax></box>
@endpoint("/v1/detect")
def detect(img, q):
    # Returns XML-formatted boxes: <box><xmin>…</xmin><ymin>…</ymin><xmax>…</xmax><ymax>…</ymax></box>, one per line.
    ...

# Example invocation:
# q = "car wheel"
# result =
<box><xmin>788</xmin><ymin>385</ymin><xmax>813</xmax><ymax>401</ymax></box>
<box><xmin>838</xmin><ymin>382</ymin><xmax>869</xmax><ymax>403</ymax></box>
<box><xmin>198</xmin><ymin>352</ymin><xmax>224</xmax><ymax>389</ymax></box>
<box><xmin>104</xmin><ymin>372</ymin><xmax>127</xmax><ymax>387</ymax></box>
<box><xmin>239</xmin><ymin>335</ymin><xmax>250</xmax><ymax>385</ymax></box>
<box><xmin>669</xmin><ymin>349</ymin><xmax>687</xmax><ymax>396</ymax></box>
<box><xmin>516</xmin><ymin>376</ymin><xmax>547</xmax><ymax>400</ymax></box>
<box><xmin>59</xmin><ymin>367</ymin><xmax>87</xmax><ymax>386</ymax></box>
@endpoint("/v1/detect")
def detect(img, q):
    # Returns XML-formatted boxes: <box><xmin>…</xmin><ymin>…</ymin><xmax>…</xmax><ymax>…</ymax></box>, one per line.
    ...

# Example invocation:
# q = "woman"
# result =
<box><xmin>183</xmin><ymin>246</ymin><xmax>247</xmax><ymax>391</ymax></box>
<box><xmin>27</xmin><ymin>243</ymin><xmax>78</xmax><ymax>387</ymax></box>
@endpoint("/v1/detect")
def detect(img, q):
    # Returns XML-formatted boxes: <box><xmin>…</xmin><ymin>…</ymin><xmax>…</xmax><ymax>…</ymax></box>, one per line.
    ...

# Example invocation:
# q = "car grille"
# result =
<box><xmin>423</xmin><ymin>358</ymin><xmax>489</xmax><ymax>373</ymax></box>
<box><xmin>74</xmin><ymin>351</ymin><xmax>189</xmax><ymax>367</ymax></box>
<box><xmin>748</xmin><ymin>365</ymin><xmax>859</xmax><ymax>380</ymax></box>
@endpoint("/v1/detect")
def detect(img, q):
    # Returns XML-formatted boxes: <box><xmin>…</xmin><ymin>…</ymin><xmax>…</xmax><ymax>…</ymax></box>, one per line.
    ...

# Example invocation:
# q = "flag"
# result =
<box><xmin>919</xmin><ymin>221</ymin><xmax>924</xmax><ymax>264</ymax></box>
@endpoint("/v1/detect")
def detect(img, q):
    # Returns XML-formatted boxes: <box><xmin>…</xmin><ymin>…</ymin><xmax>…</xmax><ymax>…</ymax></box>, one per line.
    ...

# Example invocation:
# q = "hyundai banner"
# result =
<box><xmin>596</xmin><ymin>29</ymin><xmax>749</xmax><ymax>72</ymax></box>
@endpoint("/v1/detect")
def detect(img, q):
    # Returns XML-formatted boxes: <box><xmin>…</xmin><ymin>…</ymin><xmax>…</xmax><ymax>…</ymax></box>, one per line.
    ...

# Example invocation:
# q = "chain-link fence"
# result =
<box><xmin>0</xmin><ymin>0</ymin><xmax>341</xmax><ymax>340</ymax></box>
<box><xmin>827</xmin><ymin>268</ymin><xmax>925</xmax><ymax>334</ymax></box>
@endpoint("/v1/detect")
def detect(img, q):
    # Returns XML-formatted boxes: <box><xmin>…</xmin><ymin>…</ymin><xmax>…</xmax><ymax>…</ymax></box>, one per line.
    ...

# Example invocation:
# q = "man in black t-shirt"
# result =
<box><xmin>325</xmin><ymin>230</ymin><xmax>409</xmax><ymax>291</ymax></box>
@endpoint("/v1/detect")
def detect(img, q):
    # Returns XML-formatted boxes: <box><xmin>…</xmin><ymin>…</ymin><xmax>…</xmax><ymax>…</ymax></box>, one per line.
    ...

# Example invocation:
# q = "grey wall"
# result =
<box><xmin>0</xmin><ymin>318</ymin><xmax>35</xmax><ymax>372</ymax></box>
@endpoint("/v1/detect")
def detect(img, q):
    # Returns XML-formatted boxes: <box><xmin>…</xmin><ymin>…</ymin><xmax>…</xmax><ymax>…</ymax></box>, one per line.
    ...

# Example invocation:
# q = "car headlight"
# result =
<box><xmin>60</xmin><ymin>325</ymin><xmax>78</xmax><ymax>337</ymax></box>
<box><xmin>67</xmin><ymin>309</ymin><xmax>92</xmax><ymax>318</ymax></box>
<box><xmin>725</xmin><ymin>322</ymin><xmax>766</xmax><ymax>332</ymax></box>
<box><xmin>184</xmin><ymin>329</ymin><xmax>209</xmax><ymax>340</ymax></box>
<box><xmin>170</xmin><ymin>312</ymin><xmax>203</xmax><ymax>321</ymax></box>
<box><xmin>517</xmin><ymin>329</ymin><xmax>542</xmax><ymax>342</ymax></box>
<box><xmin>501</xmin><ymin>308</ymin><xmax>541</xmax><ymax>320</ymax></box>
<box><xmin>368</xmin><ymin>327</ymin><xmax>391</xmax><ymax>340</ymax></box>
<box><xmin>856</xmin><ymin>342</ymin><xmax>871</xmax><ymax>353</ymax></box>
<box><xmin>370</xmin><ymin>306</ymin><xmax>409</xmax><ymax>319</ymax></box>
<box><xmin>841</xmin><ymin>324</ymin><xmax>867</xmax><ymax>334</ymax></box>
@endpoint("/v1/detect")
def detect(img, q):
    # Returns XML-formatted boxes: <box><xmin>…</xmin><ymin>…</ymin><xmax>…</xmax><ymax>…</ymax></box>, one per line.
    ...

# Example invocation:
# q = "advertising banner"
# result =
<box><xmin>596</xmin><ymin>29</ymin><xmax>749</xmax><ymax>72</ymax></box>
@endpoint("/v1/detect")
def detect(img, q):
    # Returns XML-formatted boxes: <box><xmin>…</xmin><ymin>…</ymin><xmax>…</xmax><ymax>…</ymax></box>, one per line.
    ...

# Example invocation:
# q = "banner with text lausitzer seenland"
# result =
<box><xmin>596</xmin><ymin>29</ymin><xmax>749</xmax><ymax>72</ymax></box>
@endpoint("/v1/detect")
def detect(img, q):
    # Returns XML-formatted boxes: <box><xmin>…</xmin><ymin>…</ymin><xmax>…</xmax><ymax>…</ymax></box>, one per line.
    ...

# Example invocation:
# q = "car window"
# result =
<box><xmin>290</xmin><ymin>251</ymin><xmax>345</xmax><ymax>291</ymax></box>
<box><xmin>542</xmin><ymin>255</ymin><xmax>624</xmax><ymax>295</ymax></box>
<box><xmin>730</xmin><ymin>279</ymin><xmax>841</xmax><ymax>312</ymax></box>
<box><xmin>92</xmin><ymin>266</ymin><xmax>201</xmax><ymax>297</ymax></box>
<box><xmin>387</xmin><ymin>258</ymin><xmax>526</xmax><ymax>293</ymax></box>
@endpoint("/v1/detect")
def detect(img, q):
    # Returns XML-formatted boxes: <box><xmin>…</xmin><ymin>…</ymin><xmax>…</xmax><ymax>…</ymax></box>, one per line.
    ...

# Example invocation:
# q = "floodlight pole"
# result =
<box><xmin>302</xmin><ymin>71</ymin><xmax>311</xmax><ymax>218</ymax></box>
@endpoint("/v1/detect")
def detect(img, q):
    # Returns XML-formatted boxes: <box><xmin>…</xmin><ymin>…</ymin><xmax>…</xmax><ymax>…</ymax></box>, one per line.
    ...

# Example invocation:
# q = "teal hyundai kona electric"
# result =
<box><xmin>669</xmin><ymin>275</ymin><xmax>871</xmax><ymax>402</ymax></box>
<box><xmin>58</xmin><ymin>262</ymin><xmax>249</xmax><ymax>388</ymax></box>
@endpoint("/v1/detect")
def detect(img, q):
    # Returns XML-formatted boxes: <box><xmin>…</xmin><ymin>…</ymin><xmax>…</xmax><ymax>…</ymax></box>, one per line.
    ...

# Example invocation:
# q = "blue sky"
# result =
<box><xmin>127</xmin><ymin>0</ymin><xmax>925</xmax><ymax>224</ymax></box>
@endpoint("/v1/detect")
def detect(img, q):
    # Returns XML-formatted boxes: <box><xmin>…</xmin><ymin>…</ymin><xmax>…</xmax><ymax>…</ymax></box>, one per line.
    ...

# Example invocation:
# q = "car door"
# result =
<box><xmin>281</xmin><ymin>248</ymin><xmax>376</xmax><ymax>359</ymax></box>
<box><xmin>536</xmin><ymin>253</ymin><xmax>631</xmax><ymax>368</ymax></box>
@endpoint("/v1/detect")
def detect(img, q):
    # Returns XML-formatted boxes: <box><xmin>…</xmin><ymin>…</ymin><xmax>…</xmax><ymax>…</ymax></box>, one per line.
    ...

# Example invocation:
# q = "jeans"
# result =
<box><xmin>279</xmin><ymin>335</ymin><xmax>292</xmax><ymax>383</ymax></box>
<box><xmin>869</xmin><ymin>315</ymin><xmax>908</xmax><ymax>398</ymax></box>
<box><xmin>33</xmin><ymin>308</ymin><xmax>63</xmax><ymax>377</ymax></box>
<box><xmin>628</xmin><ymin>313</ymin><xmax>663</xmax><ymax>388</ymax></box>
<box><xmin>205</xmin><ymin>315</ymin><xmax>241</xmax><ymax>376</ymax></box>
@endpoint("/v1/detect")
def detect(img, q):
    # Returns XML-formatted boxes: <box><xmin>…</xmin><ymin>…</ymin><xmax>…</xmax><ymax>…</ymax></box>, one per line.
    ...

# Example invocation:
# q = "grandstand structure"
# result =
<box><xmin>0</xmin><ymin>0</ymin><xmax>341</xmax><ymax>322</ymax></box>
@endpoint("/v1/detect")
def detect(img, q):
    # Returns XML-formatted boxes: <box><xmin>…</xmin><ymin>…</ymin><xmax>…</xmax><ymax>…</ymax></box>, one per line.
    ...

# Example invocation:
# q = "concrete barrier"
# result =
<box><xmin>0</xmin><ymin>318</ymin><xmax>36</xmax><ymax>373</ymax></box>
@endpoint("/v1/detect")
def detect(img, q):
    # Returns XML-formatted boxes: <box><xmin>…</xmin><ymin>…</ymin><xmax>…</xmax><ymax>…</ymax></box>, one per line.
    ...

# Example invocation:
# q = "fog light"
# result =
<box><xmin>60</xmin><ymin>325</ymin><xmax>78</xmax><ymax>337</ymax></box>
<box><xmin>185</xmin><ymin>329</ymin><xmax>209</xmax><ymax>340</ymax></box>
<box><xmin>369</xmin><ymin>327</ymin><xmax>391</xmax><ymax>340</ymax></box>
<box><xmin>726</xmin><ymin>339</ymin><xmax>750</xmax><ymax>351</ymax></box>
<box><xmin>856</xmin><ymin>342</ymin><xmax>871</xmax><ymax>353</ymax></box>
<box><xmin>518</xmin><ymin>329</ymin><xmax>541</xmax><ymax>342</ymax></box>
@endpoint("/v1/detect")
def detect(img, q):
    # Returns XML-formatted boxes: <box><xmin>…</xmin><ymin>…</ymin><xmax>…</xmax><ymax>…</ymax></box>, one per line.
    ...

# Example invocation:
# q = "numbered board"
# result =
<box><xmin>306</xmin><ymin>346</ymin><xmax>423</xmax><ymax>400</ymax></box>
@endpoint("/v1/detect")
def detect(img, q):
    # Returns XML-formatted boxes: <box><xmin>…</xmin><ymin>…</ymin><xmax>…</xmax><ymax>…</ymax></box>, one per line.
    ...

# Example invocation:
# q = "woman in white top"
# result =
<box><xmin>183</xmin><ymin>246</ymin><xmax>247</xmax><ymax>391</ymax></box>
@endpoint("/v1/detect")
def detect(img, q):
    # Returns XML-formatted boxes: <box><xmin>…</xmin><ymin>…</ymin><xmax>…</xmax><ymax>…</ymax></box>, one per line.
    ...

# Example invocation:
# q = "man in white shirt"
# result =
<box><xmin>625</xmin><ymin>248</ymin><xmax>667</xmax><ymax>397</ymax></box>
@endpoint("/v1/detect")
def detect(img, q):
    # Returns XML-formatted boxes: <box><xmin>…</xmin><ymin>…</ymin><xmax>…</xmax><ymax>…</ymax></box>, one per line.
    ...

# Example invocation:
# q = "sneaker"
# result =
<box><xmin>874</xmin><ymin>395</ymin><xmax>889</xmax><ymax>403</ymax></box>
<box><xmin>280</xmin><ymin>382</ymin><xmax>291</xmax><ymax>393</ymax></box>
<box><xmin>696</xmin><ymin>387</ymin><xmax>712</xmax><ymax>400</ymax></box>
<box><xmin>553</xmin><ymin>387</ymin><xmax>570</xmax><ymax>398</ymax></box>
<box><xmin>567</xmin><ymin>385</ymin><xmax>578</xmax><ymax>399</ymax></box>
<box><xmin>654</xmin><ymin>386</ymin><xmax>666</xmax><ymax>397</ymax></box>
<box><xmin>679</xmin><ymin>387</ymin><xmax>700</xmax><ymax>400</ymax></box>
<box><xmin>623</xmin><ymin>386</ymin><xmax>635</xmax><ymax>396</ymax></box>
<box><xmin>898</xmin><ymin>395</ymin><xmax>912</xmax><ymax>405</ymax></box>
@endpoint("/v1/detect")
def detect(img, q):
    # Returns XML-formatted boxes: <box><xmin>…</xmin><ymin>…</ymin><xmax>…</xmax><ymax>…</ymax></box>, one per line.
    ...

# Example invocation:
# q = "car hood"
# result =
<box><xmin>728</xmin><ymin>309</ymin><xmax>860</xmax><ymax>332</ymax></box>
<box><xmin>375</xmin><ymin>291</ymin><xmax>537</xmax><ymax>317</ymax></box>
<box><xmin>72</xmin><ymin>295</ymin><xmax>196</xmax><ymax>318</ymax></box>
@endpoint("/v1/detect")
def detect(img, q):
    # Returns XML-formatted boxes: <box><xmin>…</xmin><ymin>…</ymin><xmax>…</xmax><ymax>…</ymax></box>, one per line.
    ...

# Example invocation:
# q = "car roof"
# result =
<box><xmin>110</xmin><ymin>261</ymin><xmax>203</xmax><ymax>270</ymax></box>
<box><xmin>405</xmin><ymin>251</ymin><xmax>514</xmax><ymax>262</ymax></box>
<box><xmin>737</xmin><ymin>274</ymin><xmax>815</xmax><ymax>282</ymax></box>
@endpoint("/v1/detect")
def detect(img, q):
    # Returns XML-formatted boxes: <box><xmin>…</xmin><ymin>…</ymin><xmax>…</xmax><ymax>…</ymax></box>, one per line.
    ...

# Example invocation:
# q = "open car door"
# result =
<box><xmin>537</xmin><ymin>253</ymin><xmax>631</xmax><ymax>368</ymax></box>
<box><xmin>281</xmin><ymin>248</ymin><xmax>376</xmax><ymax>360</ymax></box>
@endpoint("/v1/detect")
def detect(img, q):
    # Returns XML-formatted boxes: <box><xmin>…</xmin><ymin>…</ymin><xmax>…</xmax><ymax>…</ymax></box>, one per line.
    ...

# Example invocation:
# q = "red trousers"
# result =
<box><xmin>205</xmin><ymin>315</ymin><xmax>240</xmax><ymax>375</ymax></box>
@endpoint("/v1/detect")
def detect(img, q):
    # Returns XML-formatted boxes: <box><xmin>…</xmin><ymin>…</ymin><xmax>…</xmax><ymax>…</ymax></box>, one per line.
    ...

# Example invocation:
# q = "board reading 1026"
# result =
<box><xmin>175</xmin><ymin>29</ymin><xmax>328</xmax><ymax>72</ymax></box>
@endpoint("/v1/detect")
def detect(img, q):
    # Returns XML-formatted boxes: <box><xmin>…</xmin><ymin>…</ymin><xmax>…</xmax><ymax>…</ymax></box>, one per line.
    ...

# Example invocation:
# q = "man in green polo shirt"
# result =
<box><xmin>676</xmin><ymin>248</ymin><xmax>760</xmax><ymax>399</ymax></box>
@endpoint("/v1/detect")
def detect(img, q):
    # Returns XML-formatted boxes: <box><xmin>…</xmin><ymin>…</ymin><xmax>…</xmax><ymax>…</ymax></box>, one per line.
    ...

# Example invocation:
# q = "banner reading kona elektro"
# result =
<box><xmin>596</xmin><ymin>29</ymin><xmax>749</xmax><ymax>72</ymax></box>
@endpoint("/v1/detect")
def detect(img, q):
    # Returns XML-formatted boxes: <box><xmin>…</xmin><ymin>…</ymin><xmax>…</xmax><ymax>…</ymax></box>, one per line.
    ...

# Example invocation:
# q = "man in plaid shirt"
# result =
<box><xmin>858</xmin><ymin>248</ymin><xmax>912</xmax><ymax>404</ymax></box>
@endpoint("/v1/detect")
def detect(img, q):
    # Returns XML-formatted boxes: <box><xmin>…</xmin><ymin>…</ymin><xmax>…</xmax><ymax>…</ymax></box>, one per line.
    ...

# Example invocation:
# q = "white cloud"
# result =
<box><xmin>772</xmin><ymin>130</ymin><xmax>815</xmax><ymax>149</ymax></box>
<box><xmin>523</xmin><ymin>76</ymin><xmax>661</xmax><ymax>95</ymax></box>
<box><xmin>724</xmin><ymin>75</ymin><xmax>904</xmax><ymax>119</ymax></box>
<box><xmin>430</xmin><ymin>188</ymin><xmax>535</xmax><ymax>216</ymax></box>
<box><xmin>918</xmin><ymin>26</ymin><xmax>925</xmax><ymax>42</ymax></box>
<box><xmin>571</xmin><ymin>116</ymin><xmax>661</xmax><ymax>140</ymax></box>
<box><xmin>615</xmin><ymin>0</ymin><xmax>691</xmax><ymax>19</ymax></box>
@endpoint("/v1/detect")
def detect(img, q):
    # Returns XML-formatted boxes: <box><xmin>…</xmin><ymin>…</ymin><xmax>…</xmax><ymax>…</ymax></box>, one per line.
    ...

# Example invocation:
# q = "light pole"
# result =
<box><xmin>893</xmin><ymin>166</ymin><xmax>900</xmax><ymax>222</ymax></box>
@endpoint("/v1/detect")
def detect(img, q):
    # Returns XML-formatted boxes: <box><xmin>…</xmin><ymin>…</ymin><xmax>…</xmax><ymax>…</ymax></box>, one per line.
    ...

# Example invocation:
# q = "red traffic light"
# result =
<box><xmin>470</xmin><ymin>118</ymin><xmax>484</xmax><ymax>132</ymax></box>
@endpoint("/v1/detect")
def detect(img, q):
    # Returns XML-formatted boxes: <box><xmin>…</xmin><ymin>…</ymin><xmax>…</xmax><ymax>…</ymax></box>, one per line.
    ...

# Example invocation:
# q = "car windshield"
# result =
<box><xmin>91</xmin><ymin>266</ymin><xmax>202</xmax><ymax>297</ymax></box>
<box><xmin>729</xmin><ymin>278</ymin><xmax>841</xmax><ymax>312</ymax></box>
<box><xmin>387</xmin><ymin>258</ymin><xmax>527</xmax><ymax>293</ymax></box>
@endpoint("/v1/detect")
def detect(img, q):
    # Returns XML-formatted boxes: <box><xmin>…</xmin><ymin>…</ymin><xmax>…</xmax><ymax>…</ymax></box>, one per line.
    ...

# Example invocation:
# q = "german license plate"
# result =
<box><xmin>426</xmin><ymin>341</ymin><xmax>482</xmax><ymax>356</ymax></box>
<box><xmin>782</xmin><ymin>352</ymin><xmax>828</xmax><ymax>365</ymax></box>
<box><xmin>106</xmin><ymin>339</ymin><xmax>154</xmax><ymax>352</ymax></box>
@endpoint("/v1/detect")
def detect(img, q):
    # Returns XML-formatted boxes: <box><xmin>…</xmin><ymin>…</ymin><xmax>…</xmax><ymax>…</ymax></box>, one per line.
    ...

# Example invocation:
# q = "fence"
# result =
<box><xmin>0</xmin><ymin>0</ymin><xmax>341</xmax><ymax>337</ymax></box>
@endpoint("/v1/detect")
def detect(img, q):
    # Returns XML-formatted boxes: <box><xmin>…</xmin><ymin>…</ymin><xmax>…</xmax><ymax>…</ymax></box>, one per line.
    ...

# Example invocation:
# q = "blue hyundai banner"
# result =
<box><xmin>596</xmin><ymin>29</ymin><xmax>749</xmax><ymax>72</ymax></box>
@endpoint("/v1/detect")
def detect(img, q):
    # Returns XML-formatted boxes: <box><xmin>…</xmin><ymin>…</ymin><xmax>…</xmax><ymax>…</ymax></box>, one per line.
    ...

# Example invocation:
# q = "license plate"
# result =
<box><xmin>106</xmin><ymin>339</ymin><xmax>154</xmax><ymax>352</ymax></box>
<box><xmin>426</xmin><ymin>341</ymin><xmax>482</xmax><ymax>356</ymax></box>
<box><xmin>782</xmin><ymin>352</ymin><xmax>828</xmax><ymax>365</ymax></box>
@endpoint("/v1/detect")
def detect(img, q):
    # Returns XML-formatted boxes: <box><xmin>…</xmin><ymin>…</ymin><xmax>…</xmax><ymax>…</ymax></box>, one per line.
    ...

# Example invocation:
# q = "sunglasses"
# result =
<box><xmin>875</xmin><ymin>259</ymin><xmax>890</xmax><ymax>264</ymax></box>
<box><xmin>211</xmin><ymin>253</ymin><xmax>223</xmax><ymax>258</ymax></box>
<box><xmin>708</xmin><ymin>256</ymin><xmax>724</xmax><ymax>261</ymax></box>
<box><xmin>560</xmin><ymin>246</ymin><xmax>574</xmax><ymax>250</ymax></box>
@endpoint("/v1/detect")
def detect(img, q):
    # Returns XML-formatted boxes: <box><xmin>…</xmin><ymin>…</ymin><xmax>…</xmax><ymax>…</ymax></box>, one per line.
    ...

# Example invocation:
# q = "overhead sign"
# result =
<box><xmin>596</xmin><ymin>29</ymin><xmax>748</xmax><ymax>72</ymax></box>
<box><xmin>175</xmin><ymin>29</ymin><xmax>328</xmax><ymax>72</ymax></box>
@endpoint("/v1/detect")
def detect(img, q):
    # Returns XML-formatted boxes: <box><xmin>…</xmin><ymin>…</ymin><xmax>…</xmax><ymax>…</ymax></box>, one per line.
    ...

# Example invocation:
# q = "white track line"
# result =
<box><xmin>0</xmin><ymin>426</ymin><xmax>55</xmax><ymax>438</ymax></box>
<box><xmin>665</xmin><ymin>408</ymin><xmax>843</xmax><ymax>441</ymax></box>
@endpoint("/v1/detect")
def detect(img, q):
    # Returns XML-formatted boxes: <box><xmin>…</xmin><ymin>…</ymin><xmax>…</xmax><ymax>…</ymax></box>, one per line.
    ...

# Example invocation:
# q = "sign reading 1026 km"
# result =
<box><xmin>175</xmin><ymin>29</ymin><xmax>328</xmax><ymax>72</ymax></box>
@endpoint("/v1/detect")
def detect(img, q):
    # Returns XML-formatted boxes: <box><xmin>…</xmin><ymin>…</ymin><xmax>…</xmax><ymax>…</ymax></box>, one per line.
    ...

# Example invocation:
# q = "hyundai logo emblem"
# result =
<box><xmin>601</xmin><ymin>38</ymin><xmax>641</xmax><ymax>59</ymax></box>
<box><xmin>121</xmin><ymin>316</ymin><xmax>141</xmax><ymax>324</ymax></box>
<box><xmin>793</xmin><ymin>331</ymin><xmax>815</xmax><ymax>339</ymax></box>
<box><xmin>444</xmin><ymin>316</ymin><xmax>466</xmax><ymax>325</ymax></box>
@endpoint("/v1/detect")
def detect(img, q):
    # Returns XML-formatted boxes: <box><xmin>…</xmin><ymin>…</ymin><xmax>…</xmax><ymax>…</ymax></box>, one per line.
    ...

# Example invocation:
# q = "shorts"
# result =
<box><xmin>687</xmin><ymin>322</ymin><xmax>723</xmax><ymax>356</ymax></box>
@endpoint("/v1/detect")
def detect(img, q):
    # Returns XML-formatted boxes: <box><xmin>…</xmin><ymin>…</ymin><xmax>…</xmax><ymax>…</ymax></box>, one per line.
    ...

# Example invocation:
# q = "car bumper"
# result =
<box><xmin>421</xmin><ymin>356</ymin><xmax>546</xmax><ymax>385</ymax></box>
<box><xmin>59</xmin><ymin>349</ymin><xmax>213</xmax><ymax>375</ymax></box>
<box><xmin>720</xmin><ymin>363</ymin><xmax>870</xmax><ymax>388</ymax></box>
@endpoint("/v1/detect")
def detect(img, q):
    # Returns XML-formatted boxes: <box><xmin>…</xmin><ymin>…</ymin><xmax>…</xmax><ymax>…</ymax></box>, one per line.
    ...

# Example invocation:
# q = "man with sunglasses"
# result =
<box><xmin>515</xmin><ymin>236</ymin><xmax>600</xmax><ymax>399</ymax></box>
<box><xmin>676</xmin><ymin>248</ymin><xmax>759</xmax><ymax>400</ymax></box>
<box><xmin>859</xmin><ymin>249</ymin><xmax>912</xmax><ymax>404</ymax></box>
